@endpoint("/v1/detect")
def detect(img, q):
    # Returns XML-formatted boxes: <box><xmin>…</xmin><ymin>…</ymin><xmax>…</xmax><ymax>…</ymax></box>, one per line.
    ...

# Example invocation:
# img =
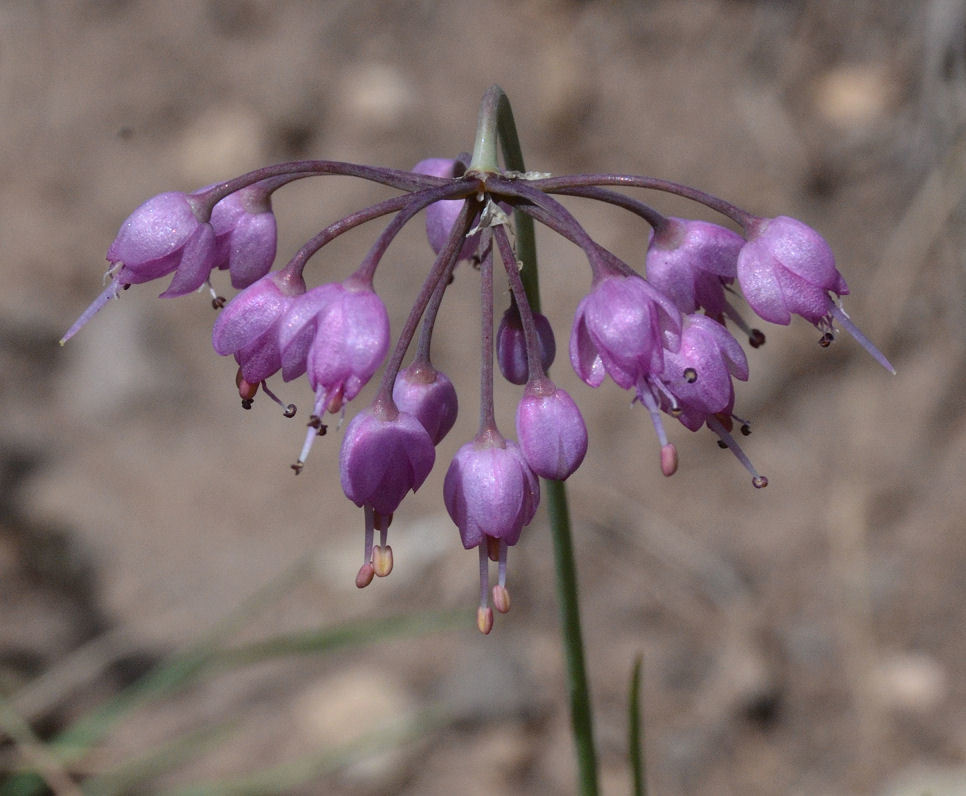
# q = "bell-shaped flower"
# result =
<box><xmin>391</xmin><ymin>361</ymin><xmax>459</xmax><ymax>445</ymax></box>
<box><xmin>211</xmin><ymin>268</ymin><xmax>306</xmax><ymax>388</ymax></box>
<box><xmin>106</xmin><ymin>191</ymin><xmax>217</xmax><ymax>295</ymax></box>
<box><xmin>341</xmin><ymin>401</ymin><xmax>436</xmax><ymax>515</ymax></box>
<box><xmin>295</xmin><ymin>279</ymin><xmax>390</xmax><ymax>469</ymax></box>
<box><xmin>658</xmin><ymin>314</ymin><xmax>748</xmax><ymax>431</ymax></box>
<box><xmin>444</xmin><ymin>428</ymin><xmax>539</xmax><ymax>633</ymax></box>
<box><xmin>340</xmin><ymin>399</ymin><xmax>436</xmax><ymax>586</ymax></box>
<box><xmin>276</xmin><ymin>282</ymin><xmax>344</xmax><ymax>382</ymax></box>
<box><xmin>444</xmin><ymin>429</ymin><xmax>539</xmax><ymax>551</ymax></box>
<box><xmin>61</xmin><ymin>191</ymin><xmax>218</xmax><ymax>343</ymax></box>
<box><xmin>515</xmin><ymin>378</ymin><xmax>587</xmax><ymax>480</ymax></box>
<box><xmin>736</xmin><ymin>216</ymin><xmax>849</xmax><ymax>326</ymax></box>
<box><xmin>570</xmin><ymin>273</ymin><xmax>681</xmax><ymax>389</ymax></box>
<box><xmin>209</xmin><ymin>185</ymin><xmax>278</xmax><ymax>289</ymax></box>
<box><xmin>645</xmin><ymin>217</ymin><xmax>744</xmax><ymax>316</ymax></box>
<box><xmin>496</xmin><ymin>304</ymin><xmax>556</xmax><ymax>385</ymax></box>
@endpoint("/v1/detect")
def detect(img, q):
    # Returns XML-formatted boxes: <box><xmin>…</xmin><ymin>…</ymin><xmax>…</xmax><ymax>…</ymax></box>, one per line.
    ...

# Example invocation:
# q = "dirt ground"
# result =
<box><xmin>2</xmin><ymin>1</ymin><xmax>965</xmax><ymax>793</ymax></box>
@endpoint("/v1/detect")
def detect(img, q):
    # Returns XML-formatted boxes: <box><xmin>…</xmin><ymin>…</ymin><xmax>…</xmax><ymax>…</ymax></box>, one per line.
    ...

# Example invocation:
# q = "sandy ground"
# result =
<box><xmin>2</xmin><ymin>1</ymin><xmax>965</xmax><ymax>793</ymax></box>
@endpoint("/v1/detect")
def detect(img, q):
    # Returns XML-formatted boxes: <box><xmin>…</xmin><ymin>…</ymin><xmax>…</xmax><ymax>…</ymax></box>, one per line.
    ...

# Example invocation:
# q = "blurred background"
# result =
<box><xmin>1</xmin><ymin>1</ymin><xmax>964</xmax><ymax>793</ymax></box>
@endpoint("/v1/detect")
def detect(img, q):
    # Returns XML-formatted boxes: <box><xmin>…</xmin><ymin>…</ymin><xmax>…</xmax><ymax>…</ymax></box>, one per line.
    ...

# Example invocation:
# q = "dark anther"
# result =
<box><xmin>818</xmin><ymin>332</ymin><xmax>834</xmax><ymax>348</ymax></box>
<box><xmin>283</xmin><ymin>404</ymin><xmax>297</xmax><ymax>418</ymax></box>
<box><xmin>740</xmin><ymin>423</ymin><xmax>752</xmax><ymax>436</ymax></box>
<box><xmin>749</xmin><ymin>329</ymin><xmax>766</xmax><ymax>348</ymax></box>
<box><xmin>717</xmin><ymin>440</ymin><xmax>728</xmax><ymax>449</ymax></box>
<box><xmin>683</xmin><ymin>367</ymin><xmax>698</xmax><ymax>384</ymax></box>
<box><xmin>211</xmin><ymin>296</ymin><xmax>226</xmax><ymax>309</ymax></box>
<box><xmin>241</xmin><ymin>398</ymin><xmax>253</xmax><ymax>410</ymax></box>
<box><xmin>122</xmin><ymin>283</ymin><xmax>131</xmax><ymax>291</ymax></box>
<box><xmin>291</xmin><ymin>462</ymin><xmax>303</xmax><ymax>475</ymax></box>
<box><xmin>307</xmin><ymin>415</ymin><xmax>322</xmax><ymax>429</ymax></box>
<box><xmin>317</xmin><ymin>424</ymin><xmax>328</xmax><ymax>437</ymax></box>
<box><xmin>752</xmin><ymin>475</ymin><xmax>769</xmax><ymax>489</ymax></box>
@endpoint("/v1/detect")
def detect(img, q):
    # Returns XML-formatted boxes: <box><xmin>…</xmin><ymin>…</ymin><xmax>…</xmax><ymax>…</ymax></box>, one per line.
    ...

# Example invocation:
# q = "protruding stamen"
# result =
<box><xmin>661</xmin><ymin>443</ymin><xmax>678</xmax><ymax>476</ymax></box>
<box><xmin>818</xmin><ymin>332</ymin><xmax>834</xmax><ymax>348</ymax></box>
<box><xmin>258</xmin><ymin>381</ymin><xmax>297</xmax><ymax>417</ymax></box>
<box><xmin>363</xmin><ymin>504</ymin><xmax>376</xmax><ymax>566</ymax></box>
<box><xmin>355</xmin><ymin>563</ymin><xmax>375</xmax><ymax>589</ymax></box>
<box><xmin>477</xmin><ymin>606</ymin><xmax>494</xmax><ymax>635</ymax></box>
<box><xmin>236</xmin><ymin>370</ymin><xmax>259</xmax><ymax>401</ymax></box>
<box><xmin>636</xmin><ymin>381</ymin><xmax>674</xmax><ymax>473</ymax></box>
<box><xmin>297</xmin><ymin>390</ymin><xmax>330</xmax><ymax>467</ymax></box>
<box><xmin>707</xmin><ymin>415</ymin><xmax>768</xmax><ymax>488</ymax></box>
<box><xmin>722</xmin><ymin>301</ymin><xmax>765</xmax><ymax>348</ymax></box>
<box><xmin>373</xmin><ymin>545</ymin><xmax>393</xmax><ymax>577</ymax></box>
<box><xmin>492</xmin><ymin>585</ymin><xmax>511</xmax><ymax>614</ymax></box>
<box><xmin>477</xmin><ymin>544</ymin><xmax>492</xmax><ymax>630</ymax></box>
<box><xmin>60</xmin><ymin>279</ymin><xmax>124</xmax><ymax>345</ymax></box>
<box><xmin>827</xmin><ymin>302</ymin><xmax>896</xmax><ymax>374</ymax></box>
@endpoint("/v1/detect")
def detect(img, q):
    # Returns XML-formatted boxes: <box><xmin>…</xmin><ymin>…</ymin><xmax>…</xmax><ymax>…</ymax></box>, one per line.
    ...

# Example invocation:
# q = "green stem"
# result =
<box><xmin>474</xmin><ymin>85</ymin><xmax>597</xmax><ymax>794</ymax></box>
<box><xmin>546</xmin><ymin>478</ymin><xmax>599</xmax><ymax>795</ymax></box>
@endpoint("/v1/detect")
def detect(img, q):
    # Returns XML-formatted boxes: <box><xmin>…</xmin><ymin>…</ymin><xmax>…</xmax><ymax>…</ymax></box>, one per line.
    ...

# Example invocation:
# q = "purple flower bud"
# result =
<box><xmin>659</xmin><ymin>314</ymin><xmax>748</xmax><ymax>431</ymax></box>
<box><xmin>412</xmin><ymin>157</ymin><xmax>479</xmax><ymax>260</ymax></box>
<box><xmin>211</xmin><ymin>269</ymin><xmax>306</xmax><ymax>386</ymax></box>
<box><xmin>391</xmin><ymin>362</ymin><xmax>459</xmax><ymax>445</ymax></box>
<box><xmin>570</xmin><ymin>274</ymin><xmax>681</xmax><ymax>389</ymax></box>
<box><xmin>443</xmin><ymin>430</ymin><xmax>540</xmax><ymax>550</ymax></box>
<box><xmin>515</xmin><ymin>378</ymin><xmax>587</xmax><ymax>480</ymax></box>
<box><xmin>209</xmin><ymin>185</ymin><xmax>278</xmax><ymax>289</ymax></box>
<box><xmin>340</xmin><ymin>402</ymin><xmax>436</xmax><ymax>516</ymax></box>
<box><xmin>736</xmin><ymin>216</ymin><xmax>849</xmax><ymax>326</ymax></box>
<box><xmin>106</xmin><ymin>192</ymin><xmax>216</xmax><ymax>295</ymax></box>
<box><xmin>496</xmin><ymin>305</ymin><xmax>556</xmax><ymax>385</ymax></box>
<box><xmin>645</xmin><ymin>217</ymin><xmax>743</xmax><ymax>316</ymax></box>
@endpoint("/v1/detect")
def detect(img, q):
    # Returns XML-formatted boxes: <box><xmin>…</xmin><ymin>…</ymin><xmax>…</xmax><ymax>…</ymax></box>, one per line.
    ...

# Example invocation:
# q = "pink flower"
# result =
<box><xmin>211</xmin><ymin>268</ymin><xmax>306</xmax><ymax>388</ymax></box>
<box><xmin>645</xmin><ymin>217</ymin><xmax>743</xmax><ymax>316</ymax></box>
<box><xmin>570</xmin><ymin>273</ymin><xmax>681</xmax><ymax>389</ymax></box>
<box><xmin>736</xmin><ymin>216</ymin><xmax>848</xmax><ymax>326</ymax></box>
<box><xmin>209</xmin><ymin>185</ymin><xmax>278</xmax><ymax>289</ymax></box>
<box><xmin>340</xmin><ymin>399</ymin><xmax>436</xmax><ymax>587</ymax></box>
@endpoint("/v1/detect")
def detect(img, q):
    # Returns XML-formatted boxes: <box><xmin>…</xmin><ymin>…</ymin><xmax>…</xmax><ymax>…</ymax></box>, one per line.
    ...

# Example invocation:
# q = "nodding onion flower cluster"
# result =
<box><xmin>62</xmin><ymin>139</ymin><xmax>893</xmax><ymax>634</ymax></box>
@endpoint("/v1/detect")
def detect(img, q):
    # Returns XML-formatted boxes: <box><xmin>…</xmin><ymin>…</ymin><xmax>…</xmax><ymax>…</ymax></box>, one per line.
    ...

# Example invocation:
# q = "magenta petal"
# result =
<box><xmin>159</xmin><ymin>224</ymin><xmax>217</xmax><ymax>297</ymax></box>
<box><xmin>340</xmin><ymin>407</ymin><xmax>435</xmax><ymax>515</ymax></box>
<box><xmin>227</xmin><ymin>212</ymin><xmax>277</xmax><ymax>288</ymax></box>
<box><xmin>107</xmin><ymin>192</ymin><xmax>200</xmax><ymax>267</ymax></box>
<box><xmin>737</xmin><ymin>242</ymin><xmax>791</xmax><ymax>325</ymax></box>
